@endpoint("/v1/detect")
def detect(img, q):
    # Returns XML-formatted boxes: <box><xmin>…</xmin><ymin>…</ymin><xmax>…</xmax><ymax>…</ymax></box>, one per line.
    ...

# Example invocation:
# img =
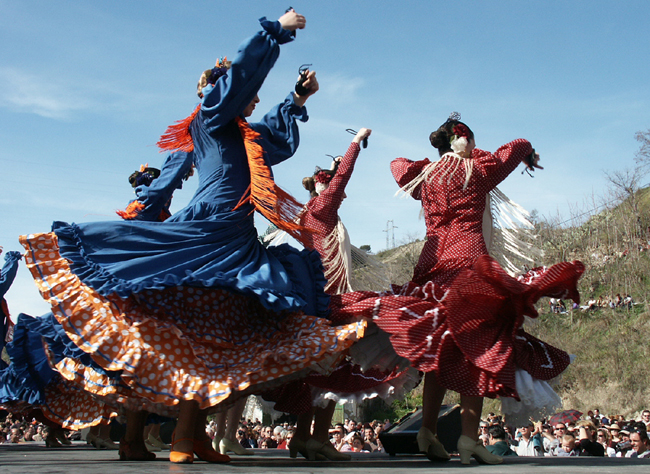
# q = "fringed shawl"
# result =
<box><xmin>395</xmin><ymin>152</ymin><xmax>474</xmax><ymax>198</ymax></box>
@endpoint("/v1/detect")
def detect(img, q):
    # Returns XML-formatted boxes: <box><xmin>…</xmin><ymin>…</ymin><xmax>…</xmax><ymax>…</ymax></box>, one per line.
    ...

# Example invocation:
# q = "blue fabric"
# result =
<box><xmin>0</xmin><ymin>313</ymin><xmax>53</xmax><ymax>405</ymax></box>
<box><xmin>130</xmin><ymin>151</ymin><xmax>194</xmax><ymax>222</ymax></box>
<box><xmin>1</xmin><ymin>251</ymin><xmax>21</xmax><ymax>365</ymax></box>
<box><xmin>51</xmin><ymin>18</ymin><xmax>327</xmax><ymax>317</ymax></box>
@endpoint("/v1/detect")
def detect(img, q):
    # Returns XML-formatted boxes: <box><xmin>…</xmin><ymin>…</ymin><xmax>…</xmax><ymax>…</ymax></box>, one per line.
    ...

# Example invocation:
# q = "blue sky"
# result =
<box><xmin>1</xmin><ymin>0</ymin><xmax>649</xmax><ymax>316</ymax></box>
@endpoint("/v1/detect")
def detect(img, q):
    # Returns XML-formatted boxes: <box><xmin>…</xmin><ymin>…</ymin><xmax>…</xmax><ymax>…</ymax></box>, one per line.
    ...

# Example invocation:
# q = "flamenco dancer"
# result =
<box><xmin>263</xmin><ymin>129</ymin><xmax>419</xmax><ymax>461</ymax></box>
<box><xmin>331</xmin><ymin>113</ymin><xmax>584</xmax><ymax>465</ymax></box>
<box><xmin>1</xmin><ymin>248</ymin><xmax>21</xmax><ymax>366</ymax></box>
<box><xmin>19</xmin><ymin>10</ymin><xmax>364</xmax><ymax>464</ymax></box>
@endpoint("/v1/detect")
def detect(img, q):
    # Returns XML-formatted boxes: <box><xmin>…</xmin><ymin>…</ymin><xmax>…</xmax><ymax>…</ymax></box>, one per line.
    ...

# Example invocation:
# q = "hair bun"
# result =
<box><xmin>429</xmin><ymin>130</ymin><xmax>449</xmax><ymax>150</ymax></box>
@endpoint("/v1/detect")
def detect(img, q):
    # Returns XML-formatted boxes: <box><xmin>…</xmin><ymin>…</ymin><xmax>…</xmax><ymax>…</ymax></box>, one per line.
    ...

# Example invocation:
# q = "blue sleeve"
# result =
<box><xmin>250</xmin><ymin>93</ymin><xmax>308</xmax><ymax>166</ymax></box>
<box><xmin>201</xmin><ymin>17</ymin><xmax>294</xmax><ymax>131</ymax></box>
<box><xmin>131</xmin><ymin>152</ymin><xmax>194</xmax><ymax>222</ymax></box>
<box><xmin>0</xmin><ymin>252</ymin><xmax>21</xmax><ymax>297</ymax></box>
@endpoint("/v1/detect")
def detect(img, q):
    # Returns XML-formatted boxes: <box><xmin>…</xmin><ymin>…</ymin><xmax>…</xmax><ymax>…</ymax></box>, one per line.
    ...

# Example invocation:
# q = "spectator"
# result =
<box><xmin>575</xmin><ymin>420</ymin><xmax>604</xmax><ymax>456</ymax></box>
<box><xmin>555</xmin><ymin>434</ymin><xmax>579</xmax><ymax>457</ymax></box>
<box><xmin>515</xmin><ymin>422</ymin><xmax>543</xmax><ymax>456</ymax></box>
<box><xmin>596</xmin><ymin>429</ymin><xmax>616</xmax><ymax>457</ymax></box>
<box><xmin>627</xmin><ymin>431</ymin><xmax>650</xmax><ymax>458</ymax></box>
<box><xmin>542</xmin><ymin>422</ymin><xmax>567</xmax><ymax>455</ymax></box>
<box><xmin>331</xmin><ymin>427</ymin><xmax>347</xmax><ymax>452</ymax></box>
<box><xmin>486</xmin><ymin>425</ymin><xmax>517</xmax><ymax>457</ymax></box>
<box><xmin>640</xmin><ymin>410</ymin><xmax>650</xmax><ymax>429</ymax></box>
<box><xmin>363</xmin><ymin>426</ymin><xmax>380</xmax><ymax>452</ymax></box>
<box><xmin>350</xmin><ymin>435</ymin><xmax>369</xmax><ymax>453</ymax></box>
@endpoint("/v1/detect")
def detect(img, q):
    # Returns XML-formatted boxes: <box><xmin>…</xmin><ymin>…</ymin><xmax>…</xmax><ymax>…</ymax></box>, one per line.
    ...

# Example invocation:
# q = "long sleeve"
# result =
<box><xmin>0</xmin><ymin>252</ymin><xmax>21</xmax><ymax>297</ymax></box>
<box><xmin>390</xmin><ymin>157</ymin><xmax>432</xmax><ymax>200</ymax></box>
<box><xmin>200</xmin><ymin>18</ymin><xmax>294</xmax><ymax>131</ymax></box>
<box><xmin>475</xmin><ymin>139</ymin><xmax>532</xmax><ymax>190</ymax></box>
<box><xmin>250</xmin><ymin>93</ymin><xmax>308</xmax><ymax>166</ymax></box>
<box><xmin>131</xmin><ymin>152</ymin><xmax>194</xmax><ymax>222</ymax></box>
<box><xmin>308</xmin><ymin>142</ymin><xmax>361</xmax><ymax>225</ymax></box>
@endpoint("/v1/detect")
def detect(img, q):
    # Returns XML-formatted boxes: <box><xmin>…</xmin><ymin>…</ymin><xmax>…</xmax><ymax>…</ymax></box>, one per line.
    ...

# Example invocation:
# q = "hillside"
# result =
<box><xmin>357</xmin><ymin>186</ymin><xmax>650</xmax><ymax>419</ymax></box>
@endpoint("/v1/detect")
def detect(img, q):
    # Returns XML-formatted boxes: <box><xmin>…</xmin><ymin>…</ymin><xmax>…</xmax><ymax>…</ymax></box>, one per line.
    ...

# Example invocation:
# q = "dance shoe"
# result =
<box><xmin>94</xmin><ymin>437</ymin><xmax>119</xmax><ymax>450</ymax></box>
<box><xmin>288</xmin><ymin>438</ymin><xmax>325</xmax><ymax>460</ymax></box>
<box><xmin>194</xmin><ymin>437</ymin><xmax>231</xmax><ymax>463</ymax></box>
<box><xmin>170</xmin><ymin>437</ymin><xmax>194</xmax><ymax>464</ymax></box>
<box><xmin>119</xmin><ymin>438</ymin><xmax>156</xmax><ymax>461</ymax></box>
<box><xmin>416</xmin><ymin>427</ymin><xmax>450</xmax><ymax>462</ymax></box>
<box><xmin>147</xmin><ymin>434</ymin><xmax>170</xmax><ymax>450</ymax></box>
<box><xmin>219</xmin><ymin>437</ymin><xmax>252</xmax><ymax>455</ymax></box>
<box><xmin>55</xmin><ymin>431</ymin><xmax>72</xmax><ymax>446</ymax></box>
<box><xmin>211</xmin><ymin>436</ymin><xmax>222</xmax><ymax>452</ymax></box>
<box><xmin>457</xmin><ymin>435</ymin><xmax>503</xmax><ymax>465</ymax></box>
<box><xmin>305</xmin><ymin>439</ymin><xmax>351</xmax><ymax>461</ymax></box>
<box><xmin>145</xmin><ymin>439</ymin><xmax>161</xmax><ymax>452</ymax></box>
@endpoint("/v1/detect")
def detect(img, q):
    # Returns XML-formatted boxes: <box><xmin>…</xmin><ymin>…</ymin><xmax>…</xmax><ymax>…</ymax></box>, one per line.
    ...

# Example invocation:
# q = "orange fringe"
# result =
<box><xmin>116</xmin><ymin>201</ymin><xmax>145</xmax><ymax>220</ymax></box>
<box><xmin>233</xmin><ymin>117</ymin><xmax>314</xmax><ymax>247</ymax></box>
<box><xmin>156</xmin><ymin>105</ymin><xmax>200</xmax><ymax>152</ymax></box>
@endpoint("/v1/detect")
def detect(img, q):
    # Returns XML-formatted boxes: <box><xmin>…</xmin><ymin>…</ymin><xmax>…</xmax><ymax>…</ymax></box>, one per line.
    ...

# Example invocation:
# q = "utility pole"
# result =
<box><xmin>383</xmin><ymin>220</ymin><xmax>398</xmax><ymax>249</ymax></box>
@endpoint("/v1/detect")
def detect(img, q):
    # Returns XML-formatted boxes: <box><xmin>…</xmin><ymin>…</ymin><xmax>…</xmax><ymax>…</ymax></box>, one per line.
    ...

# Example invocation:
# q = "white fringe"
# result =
<box><xmin>395</xmin><ymin>152</ymin><xmax>474</xmax><ymax>198</ymax></box>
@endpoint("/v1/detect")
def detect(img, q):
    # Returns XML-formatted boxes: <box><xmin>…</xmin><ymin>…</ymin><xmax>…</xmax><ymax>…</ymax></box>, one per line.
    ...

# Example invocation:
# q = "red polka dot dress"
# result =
<box><xmin>331</xmin><ymin>140</ymin><xmax>584</xmax><ymax>401</ymax></box>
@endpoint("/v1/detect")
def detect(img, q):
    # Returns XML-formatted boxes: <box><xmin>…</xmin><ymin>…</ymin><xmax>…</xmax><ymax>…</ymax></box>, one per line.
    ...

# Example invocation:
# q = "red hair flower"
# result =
<box><xmin>453</xmin><ymin>124</ymin><xmax>471</xmax><ymax>139</ymax></box>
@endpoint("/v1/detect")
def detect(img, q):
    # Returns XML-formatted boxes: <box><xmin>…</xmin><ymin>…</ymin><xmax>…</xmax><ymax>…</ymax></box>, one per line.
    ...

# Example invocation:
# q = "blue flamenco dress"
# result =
<box><xmin>19</xmin><ymin>18</ymin><xmax>363</xmax><ymax>418</ymax></box>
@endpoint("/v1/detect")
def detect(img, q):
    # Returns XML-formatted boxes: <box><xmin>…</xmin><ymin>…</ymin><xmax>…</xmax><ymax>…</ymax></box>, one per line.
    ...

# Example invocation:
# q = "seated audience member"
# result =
<box><xmin>596</xmin><ymin>428</ymin><xmax>616</xmax><ymax>457</ymax></box>
<box><xmin>627</xmin><ymin>431</ymin><xmax>650</xmax><ymax>458</ymax></box>
<box><xmin>350</xmin><ymin>435</ymin><xmax>369</xmax><ymax>453</ymax></box>
<box><xmin>363</xmin><ymin>426</ymin><xmax>380</xmax><ymax>452</ymax></box>
<box><xmin>486</xmin><ymin>425</ymin><xmax>518</xmax><ymax>457</ymax></box>
<box><xmin>515</xmin><ymin>421</ymin><xmax>543</xmax><ymax>456</ymax></box>
<box><xmin>640</xmin><ymin>410</ymin><xmax>650</xmax><ymax>427</ymax></box>
<box><xmin>575</xmin><ymin>420</ymin><xmax>605</xmax><ymax>456</ymax></box>
<box><xmin>542</xmin><ymin>422</ymin><xmax>566</xmax><ymax>455</ymax></box>
<box><xmin>555</xmin><ymin>434</ymin><xmax>579</xmax><ymax>457</ymax></box>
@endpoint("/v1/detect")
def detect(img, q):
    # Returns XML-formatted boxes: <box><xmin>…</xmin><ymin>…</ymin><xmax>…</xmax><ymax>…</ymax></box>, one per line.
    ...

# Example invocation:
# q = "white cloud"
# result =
<box><xmin>0</xmin><ymin>67</ymin><xmax>91</xmax><ymax>120</ymax></box>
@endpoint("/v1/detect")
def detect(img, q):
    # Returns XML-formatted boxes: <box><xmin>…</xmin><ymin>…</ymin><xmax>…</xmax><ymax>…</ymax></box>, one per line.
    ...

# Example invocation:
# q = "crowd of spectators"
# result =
<box><xmin>0</xmin><ymin>413</ymin><xmax>66</xmax><ymax>445</ymax></box>
<box><xmin>581</xmin><ymin>293</ymin><xmax>635</xmax><ymax>312</ymax></box>
<box><xmin>205</xmin><ymin>417</ymin><xmax>390</xmax><ymax>454</ymax></box>
<box><xmin>481</xmin><ymin>409</ymin><xmax>650</xmax><ymax>459</ymax></box>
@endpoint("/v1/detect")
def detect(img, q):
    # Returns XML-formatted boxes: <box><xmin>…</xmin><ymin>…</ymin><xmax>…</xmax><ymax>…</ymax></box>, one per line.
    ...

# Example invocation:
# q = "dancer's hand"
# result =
<box><xmin>293</xmin><ymin>70</ymin><xmax>319</xmax><ymax>107</ymax></box>
<box><xmin>353</xmin><ymin>128</ymin><xmax>372</xmax><ymax>144</ymax></box>
<box><xmin>525</xmin><ymin>152</ymin><xmax>543</xmax><ymax>171</ymax></box>
<box><xmin>279</xmin><ymin>10</ymin><xmax>306</xmax><ymax>31</ymax></box>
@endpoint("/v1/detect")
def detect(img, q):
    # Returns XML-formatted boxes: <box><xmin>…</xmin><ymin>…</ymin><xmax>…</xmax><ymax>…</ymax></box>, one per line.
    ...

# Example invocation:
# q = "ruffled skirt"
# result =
<box><xmin>20</xmin><ymin>231</ymin><xmax>365</xmax><ymax>417</ymax></box>
<box><xmin>330</xmin><ymin>255</ymin><xmax>584</xmax><ymax>401</ymax></box>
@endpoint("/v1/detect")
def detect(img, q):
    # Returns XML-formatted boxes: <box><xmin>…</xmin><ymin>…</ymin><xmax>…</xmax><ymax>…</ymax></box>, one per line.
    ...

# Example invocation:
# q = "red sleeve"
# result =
<box><xmin>390</xmin><ymin>157</ymin><xmax>432</xmax><ymax>200</ymax></box>
<box><xmin>308</xmin><ymin>142</ymin><xmax>360</xmax><ymax>225</ymax></box>
<box><xmin>474</xmin><ymin>139</ymin><xmax>532</xmax><ymax>190</ymax></box>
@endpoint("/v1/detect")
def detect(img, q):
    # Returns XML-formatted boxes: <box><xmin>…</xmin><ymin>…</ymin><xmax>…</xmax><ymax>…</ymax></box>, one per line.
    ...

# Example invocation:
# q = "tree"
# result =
<box><xmin>359</xmin><ymin>244</ymin><xmax>371</xmax><ymax>253</ymax></box>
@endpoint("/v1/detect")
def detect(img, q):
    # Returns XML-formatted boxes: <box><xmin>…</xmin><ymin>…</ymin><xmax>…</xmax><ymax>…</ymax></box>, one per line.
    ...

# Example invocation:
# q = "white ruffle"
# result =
<box><xmin>311</xmin><ymin>366</ymin><xmax>421</xmax><ymax>409</ymax></box>
<box><xmin>347</xmin><ymin>322</ymin><xmax>412</xmax><ymax>373</ymax></box>
<box><xmin>500</xmin><ymin>368</ymin><xmax>563</xmax><ymax>426</ymax></box>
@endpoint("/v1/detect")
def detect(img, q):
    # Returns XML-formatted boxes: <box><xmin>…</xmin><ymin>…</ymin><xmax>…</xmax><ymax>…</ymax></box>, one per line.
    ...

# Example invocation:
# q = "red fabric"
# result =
<box><xmin>330</xmin><ymin>140</ymin><xmax>584</xmax><ymax>399</ymax></box>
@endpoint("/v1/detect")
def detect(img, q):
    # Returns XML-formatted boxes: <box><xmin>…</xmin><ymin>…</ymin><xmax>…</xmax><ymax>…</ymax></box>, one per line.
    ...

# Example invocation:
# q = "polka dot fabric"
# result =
<box><xmin>19</xmin><ymin>232</ymin><xmax>366</xmax><ymax>416</ymax></box>
<box><xmin>329</xmin><ymin>140</ymin><xmax>585</xmax><ymax>400</ymax></box>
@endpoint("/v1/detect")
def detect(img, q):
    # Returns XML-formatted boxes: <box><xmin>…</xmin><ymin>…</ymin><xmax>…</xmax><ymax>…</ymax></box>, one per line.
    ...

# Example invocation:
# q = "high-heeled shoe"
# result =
<box><xmin>305</xmin><ymin>439</ymin><xmax>351</xmax><ymax>461</ymax></box>
<box><xmin>288</xmin><ymin>438</ymin><xmax>325</xmax><ymax>460</ymax></box>
<box><xmin>119</xmin><ymin>438</ymin><xmax>156</xmax><ymax>461</ymax></box>
<box><xmin>55</xmin><ymin>431</ymin><xmax>72</xmax><ymax>446</ymax></box>
<box><xmin>145</xmin><ymin>439</ymin><xmax>161</xmax><ymax>452</ymax></box>
<box><xmin>86</xmin><ymin>432</ymin><xmax>98</xmax><ymax>446</ymax></box>
<box><xmin>416</xmin><ymin>427</ymin><xmax>450</xmax><ymax>461</ymax></box>
<box><xmin>147</xmin><ymin>434</ymin><xmax>170</xmax><ymax>450</ymax></box>
<box><xmin>170</xmin><ymin>437</ymin><xmax>194</xmax><ymax>464</ymax></box>
<box><xmin>45</xmin><ymin>435</ymin><xmax>63</xmax><ymax>448</ymax></box>
<box><xmin>94</xmin><ymin>437</ymin><xmax>119</xmax><ymax>450</ymax></box>
<box><xmin>194</xmin><ymin>437</ymin><xmax>231</xmax><ymax>463</ymax></box>
<box><xmin>219</xmin><ymin>437</ymin><xmax>252</xmax><ymax>455</ymax></box>
<box><xmin>211</xmin><ymin>436</ymin><xmax>222</xmax><ymax>452</ymax></box>
<box><xmin>457</xmin><ymin>435</ymin><xmax>502</xmax><ymax>465</ymax></box>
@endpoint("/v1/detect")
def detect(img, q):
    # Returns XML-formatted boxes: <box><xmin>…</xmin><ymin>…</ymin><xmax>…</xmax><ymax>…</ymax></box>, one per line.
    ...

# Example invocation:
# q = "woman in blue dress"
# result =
<box><xmin>20</xmin><ymin>10</ymin><xmax>364</xmax><ymax>464</ymax></box>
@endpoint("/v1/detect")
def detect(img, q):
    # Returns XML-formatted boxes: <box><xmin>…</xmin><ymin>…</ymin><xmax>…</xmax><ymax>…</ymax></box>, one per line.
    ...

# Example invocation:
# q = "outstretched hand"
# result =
<box><xmin>527</xmin><ymin>152</ymin><xmax>543</xmax><ymax>171</ymax></box>
<box><xmin>353</xmin><ymin>128</ymin><xmax>372</xmax><ymax>144</ymax></box>
<box><xmin>293</xmin><ymin>70</ymin><xmax>319</xmax><ymax>107</ymax></box>
<box><xmin>278</xmin><ymin>10</ymin><xmax>306</xmax><ymax>31</ymax></box>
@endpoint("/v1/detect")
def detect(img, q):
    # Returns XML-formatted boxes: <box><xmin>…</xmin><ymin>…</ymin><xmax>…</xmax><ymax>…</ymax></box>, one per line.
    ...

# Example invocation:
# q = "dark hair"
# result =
<box><xmin>429</xmin><ymin>118</ymin><xmax>474</xmax><ymax>157</ymax></box>
<box><xmin>488</xmin><ymin>425</ymin><xmax>506</xmax><ymax>441</ymax></box>
<box><xmin>302</xmin><ymin>160</ymin><xmax>340</xmax><ymax>198</ymax></box>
